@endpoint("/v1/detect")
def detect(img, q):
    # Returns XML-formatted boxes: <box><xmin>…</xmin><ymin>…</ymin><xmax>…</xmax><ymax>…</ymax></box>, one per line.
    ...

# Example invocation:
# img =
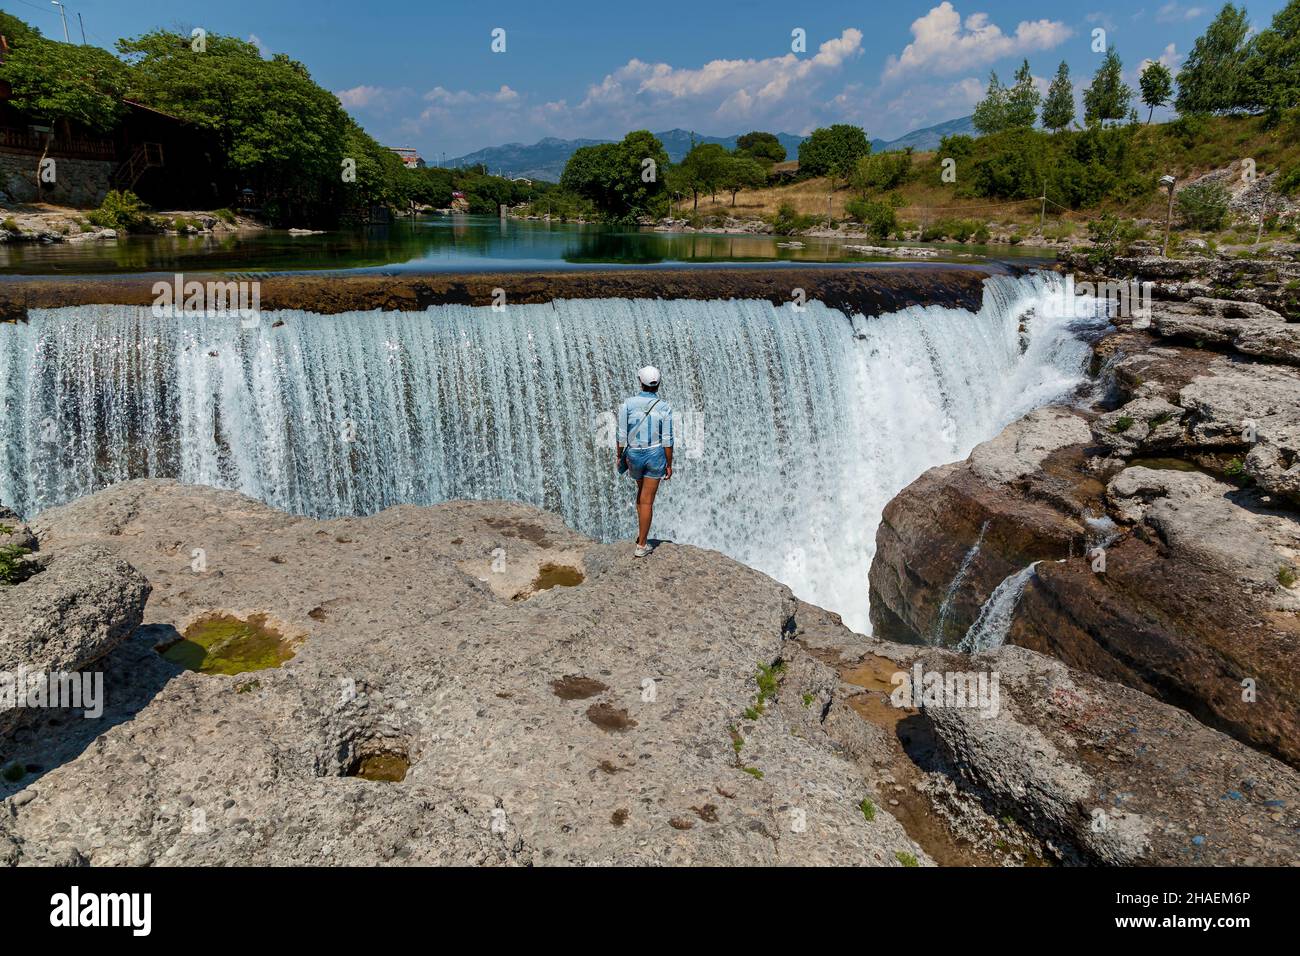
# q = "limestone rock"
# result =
<box><xmin>3</xmin><ymin>479</ymin><xmax>928</xmax><ymax>867</ymax></box>
<box><xmin>922</xmin><ymin>645</ymin><xmax>1300</xmax><ymax>866</ymax></box>
<box><xmin>0</xmin><ymin>545</ymin><xmax>150</xmax><ymax>734</ymax></box>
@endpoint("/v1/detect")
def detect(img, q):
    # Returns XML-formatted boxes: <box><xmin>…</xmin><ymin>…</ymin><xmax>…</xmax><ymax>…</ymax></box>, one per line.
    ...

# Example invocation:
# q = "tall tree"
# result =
<box><xmin>674</xmin><ymin>142</ymin><xmax>730</xmax><ymax>209</ymax></box>
<box><xmin>1040</xmin><ymin>61</ymin><xmax>1075</xmax><ymax>132</ymax></box>
<box><xmin>1236</xmin><ymin>0</ymin><xmax>1300</xmax><ymax>124</ymax></box>
<box><xmin>1083</xmin><ymin>47</ymin><xmax>1132</xmax><ymax>126</ymax></box>
<box><xmin>0</xmin><ymin>28</ymin><xmax>129</xmax><ymax>200</ymax></box>
<box><xmin>797</xmin><ymin>124</ymin><xmax>870</xmax><ymax>181</ymax></box>
<box><xmin>735</xmin><ymin>131</ymin><xmax>786</xmax><ymax>164</ymax></box>
<box><xmin>1175</xmin><ymin>3</ymin><xmax>1251</xmax><ymax>114</ymax></box>
<box><xmin>719</xmin><ymin>155</ymin><xmax>767</xmax><ymax>206</ymax></box>
<box><xmin>1004</xmin><ymin>60</ymin><xmax>1041</xmax><ymax>129</ymax></box>
<box><xmin>560</xmin><ymin>130</ymin><xmax>670</xmax><ymax>219</ymax></box>
<box><xmin>119</xmin><ymin>31</ymin><xmax>348</xmax><ymax>218</ymax></box>
<box><xmin>1138</xmin><ymin>61</ymin><xmax>1174</xmax><ymax>123</ymax></box>
<box><xmin>972</xmin><ymin>71</ymin><xmax>1008</xmax><ymax>135</ymax></box>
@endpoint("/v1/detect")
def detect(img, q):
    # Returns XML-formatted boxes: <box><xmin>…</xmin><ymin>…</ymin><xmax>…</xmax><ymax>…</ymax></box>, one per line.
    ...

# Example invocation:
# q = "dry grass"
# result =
<box><xmin>676</xmin><ymin>164</ymin><xmax>1060</xmax><ymax>233</ymax></box>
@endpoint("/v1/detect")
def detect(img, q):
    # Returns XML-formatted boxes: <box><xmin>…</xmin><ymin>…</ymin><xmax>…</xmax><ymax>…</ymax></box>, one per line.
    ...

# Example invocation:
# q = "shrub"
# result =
<box><xmin>851</xmin><ymin>149</ymin><xmax>912</xmax><ymax>194</ymax></box>
<box><xmin>212</xmin><ymin>207</ymin><xmax>236</xmax><ymax>224</ymax></box>
<box><xmin>1177</xmin><ymin>182</ymin><xmax>1231</xmax><ymax>231</ymax></box>
<box><xmin>1</xmin><ymin>217</ymin><xmax>17</xmax><ymax>232</ymax></box>
<box><xmin>1166</xmin><ymin>114</ymin><xmax>1208</xmax><ymax>149</ymax></box>
<box><xmin>937</xmin><ymin>134</ymin><xmax>977</xmax><ymax>159</ymax></box>
<box><xmin>921</xmin><ymin>218</ymin><xmax>985</xmax><ymax>242</ymax></box>
<box><xmin>1086</xmin><ymin>214</ymin><xmax>1147</xmax><ymax>270</ymax></box>
<box><xmin>772</xmin><ymin>202</ymin><xmax>817</xmax><ymax>235</ymax></box>
<box><xmin>0</xmin><ymin>525</ymin><xmax>35</xmax><ymax>586</ymax></box>
<box><xmin>1278</xmin><ymin>565</ymin><xmax>1296</xmax><ymax>588</ymax></box>
<box><xmin>844</xmin><ymin>198</ymin><xmax>898</xmax><ymax>239</ymax></box>
<box><xmin>85</xmin><ymin>190</ymin><xmax>149</xmax><ymax>232</ymax></box>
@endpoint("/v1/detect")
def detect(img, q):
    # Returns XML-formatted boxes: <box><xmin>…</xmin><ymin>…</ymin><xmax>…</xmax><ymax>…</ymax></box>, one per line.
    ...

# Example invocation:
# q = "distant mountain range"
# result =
<box><xmin>443</xmin><ymin>116</ymin><xmax>976</xmax><ymax>182</ymax></box>
<box><xmin>871</xmin><ymin>114</ymin><xmax>976</xmax><ymax>153</ymax></box>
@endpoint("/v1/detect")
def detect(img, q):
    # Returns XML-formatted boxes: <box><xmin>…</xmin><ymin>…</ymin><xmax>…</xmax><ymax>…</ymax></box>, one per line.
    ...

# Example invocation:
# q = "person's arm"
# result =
<box><xmin>615</xmin><ymin>400</ymin><xmax>627</xmax><ymax>466</ymax></box>
<box><xmin>662</xmin><ymin>403</ymin><xmax>674</xmax><ymax>478</ymax></box>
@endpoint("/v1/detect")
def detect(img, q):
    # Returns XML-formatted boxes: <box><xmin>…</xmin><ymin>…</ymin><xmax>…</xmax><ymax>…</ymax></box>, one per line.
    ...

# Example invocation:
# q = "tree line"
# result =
<box><xmin>972</xmin><ymin>1</ymin><xmax>1299</xmax><ymax>134</ymax></box>
<box><xmin>0</xmin><ymin>12</ymin><xmax>532</xmax><ymax>225</ymax></box>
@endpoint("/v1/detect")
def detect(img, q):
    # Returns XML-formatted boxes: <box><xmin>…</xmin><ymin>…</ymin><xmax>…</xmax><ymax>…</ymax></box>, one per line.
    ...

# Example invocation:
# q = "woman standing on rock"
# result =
<box><xmin>616</xmin><ymin>366</ymin><xmax>673</xmax><ymax>557</ymax></box>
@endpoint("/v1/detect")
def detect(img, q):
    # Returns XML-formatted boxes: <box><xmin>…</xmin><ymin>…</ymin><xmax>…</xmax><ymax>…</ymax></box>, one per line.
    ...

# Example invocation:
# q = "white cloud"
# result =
<box><xmin>1156</xmin><ymin>3</ymin><xmax>1204</xmax><ymax>23</ymax></box>
<box><xmin>1135</xmin><ymin>43</ymin><xmax>1182</xmax><ymax>81</ymax></box>
<box><xmin>580</xmin><ymin>28</ymin><xmax>863</xmax><ymax>117</ymax></box>
<box><xmin>248</xmin><ymin>34</ymin><xmax>269</xmax><ymax>57</ymax></box>
<box><xmin>882</xmin><ymin>3</ymin><xmax>1072</xmax><ymax>79</ymax></box>
<box><xmin>335</xmin><ymin>85</ymin><xmax>410</xmax><ymax>111</ymax></box>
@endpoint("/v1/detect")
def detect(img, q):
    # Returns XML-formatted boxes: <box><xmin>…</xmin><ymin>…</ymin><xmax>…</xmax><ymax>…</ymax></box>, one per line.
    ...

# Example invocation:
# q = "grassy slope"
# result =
<box><xmin>676</xmin><ymin>116</ymin><xmax>1300</xmax><ymax>240</ymax></box>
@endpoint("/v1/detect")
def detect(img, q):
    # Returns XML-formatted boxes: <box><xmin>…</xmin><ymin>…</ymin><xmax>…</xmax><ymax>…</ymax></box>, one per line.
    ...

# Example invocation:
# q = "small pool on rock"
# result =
<box><xmin>346</xmin><ymin>750</ymin><xmax>410</xmax><ymax>782</ymax></box>
<box><xmin>158</xmin><ymin>613</ymin><xmax>298</xmax><ymax>675</ymax></box>
<box><xmin>530</xmin><ymin>563</ymin><xmax>584</xmax><ymax>591</ymax></box>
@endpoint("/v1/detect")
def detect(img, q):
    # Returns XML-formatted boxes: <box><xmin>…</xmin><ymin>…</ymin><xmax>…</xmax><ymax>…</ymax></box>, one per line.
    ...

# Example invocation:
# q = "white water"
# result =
<box><xmin>957</xmin><ymin>562</ymin><xmax>1040</xmax><ymax>653</ymax></box>
<box><xmin>0</xmin><ymin>272</ymin><xmax>1106</xmax><ymax>633</ymax></box>
<box><xmin>932</xmin><ymin>518</ymin><xmax>990</xmax><ymax>645</ymax></box>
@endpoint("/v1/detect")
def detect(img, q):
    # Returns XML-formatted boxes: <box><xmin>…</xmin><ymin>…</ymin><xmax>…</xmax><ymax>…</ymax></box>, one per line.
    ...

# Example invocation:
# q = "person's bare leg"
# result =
<box><xmin>636</xmin><ymin>477</ymin><xmax>661</xmax><ymax>546</ymax></box>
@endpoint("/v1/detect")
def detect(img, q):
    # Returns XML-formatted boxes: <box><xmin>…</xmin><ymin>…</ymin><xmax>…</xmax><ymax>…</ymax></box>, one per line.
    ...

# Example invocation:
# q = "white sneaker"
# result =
<box><xmin>634</xmin><ymin>543</ymin><xmax>650</xmax><ymax>558</ymax></box>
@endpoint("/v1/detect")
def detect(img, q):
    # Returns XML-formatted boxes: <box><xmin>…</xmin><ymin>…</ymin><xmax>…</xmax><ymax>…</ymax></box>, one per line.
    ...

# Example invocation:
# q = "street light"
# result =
<box><xmin>50</xmin><ymin>1</ymin><xmax>70</xmax><ymax>43</ymax></box>
<box><xmin>1160</xmin><ymin>174</ymin><xmax>1176</xmax><ymax>257</ymax></box>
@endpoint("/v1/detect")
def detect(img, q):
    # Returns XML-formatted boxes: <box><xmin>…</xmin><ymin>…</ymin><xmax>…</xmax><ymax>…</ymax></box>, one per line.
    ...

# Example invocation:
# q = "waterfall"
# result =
<box><xmin>956</xmin><ymin>562</ymin><xmax>1040</xmax><ymax>653</ymax></box>
<box><xmin>0</xmin><ymin>272</ymin><xmax>1106</xmax><ymax>634</ymax></box>
<box><xmin>931</xmin><ymin>519</ymin><xmax>990</xmax><ymax>645</ymax></box>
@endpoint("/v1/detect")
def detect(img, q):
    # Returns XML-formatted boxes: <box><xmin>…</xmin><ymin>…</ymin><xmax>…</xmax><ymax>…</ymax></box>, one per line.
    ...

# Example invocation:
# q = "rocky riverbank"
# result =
<box><xmin>870</xmin><ymin>253</ymin><xmax>1300</xmax><ymax>774</ymax></box>
<box><xmin>0</xmin><ymin>204</ymin><xmax>262</xmax><ymax>245</ymax></box>
<box><xmin>2</xmin><ymin>479</ymin><xmax>1296</xmax><ymax>866</ymax></box>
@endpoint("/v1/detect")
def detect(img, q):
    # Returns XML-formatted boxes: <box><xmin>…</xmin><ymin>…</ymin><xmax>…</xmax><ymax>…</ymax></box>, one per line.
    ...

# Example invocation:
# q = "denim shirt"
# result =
<box><xmin>618</xmin><ymin>391</ymin><xmax>674</xmax><ymax>448</ymax></box>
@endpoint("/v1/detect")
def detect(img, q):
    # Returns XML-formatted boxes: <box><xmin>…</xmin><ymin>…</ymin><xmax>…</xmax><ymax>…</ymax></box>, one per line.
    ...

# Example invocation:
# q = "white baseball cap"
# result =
<box><xmin>637</xmin><ymin>365</ymin><xmax>661</xmax><ymax>387</ymax></box>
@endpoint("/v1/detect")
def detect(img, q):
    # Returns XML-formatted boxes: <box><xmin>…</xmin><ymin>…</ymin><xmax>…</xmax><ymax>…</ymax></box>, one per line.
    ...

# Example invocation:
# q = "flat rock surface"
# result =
<box><xmin>2</xmin><ymin>479</ymin><xmax>927</xmax><ymax>866</ymax></box>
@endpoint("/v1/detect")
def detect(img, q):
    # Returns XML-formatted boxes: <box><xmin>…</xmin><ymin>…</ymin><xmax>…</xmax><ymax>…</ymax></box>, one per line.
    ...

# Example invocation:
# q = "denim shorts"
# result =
<box><xmin>625</xmin><ymin>446</ymin><xmax>667</xmax><ymax>479</ymax></box>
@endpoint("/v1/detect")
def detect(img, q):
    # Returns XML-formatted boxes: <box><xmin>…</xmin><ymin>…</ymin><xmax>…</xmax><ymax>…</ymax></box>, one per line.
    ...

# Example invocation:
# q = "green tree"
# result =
<box><xmin>972</xmin><ymin>71</ymin><xmax>1008</xmax><ymax>135</ymax></box>
<box><xmin>1005</xmin><ymin>60</ymin><xmax>1041</xmax><ymax>129</ymax></box>
<box><xmin>851</xmin><ymin>149</ymin><xmax>912</xmax><ymax>193</ymax></box>
<box><xmin>118</xmin><ymin>31</ymin><xmax>349</xmax><ymax>222</ymax></box>
<box><xmin>796</xmin><ymin>124</ymin><xmax>870</xmax><ymax>181</ymax></box>
<box><xmin>719</xmin><ymin>155</ymin><xmax>767</xmax><ymax>206</ymax></box>
<box><xmin>735</xmin><ymin>131</ymin><xmax>786</xmax><ymax>164</ymax></box>
<box><xmin>1138</xmin><ymin>61</ymin><xmax>1174</xmax><ymax>123</ymax></box>
<box><xmin>0</xmin><ymin>26</ymin><xmax>129</xmax><ymax>200</ymax></box>
<box><xmin>1176</xmin><ymin>3</ymin><xmax>1251</xmax><ymax>114</ymax></box>
<box><xmin>1177</xmin><ymin>181</ymin><xmax>1232</xmax><ymax>229</ymax></box>
<box><xmin>1236</xmin><ymin>0</ymin><xmax>1300</xmax><ymax>124</ymax></box>
<box><xmin>674</xmin><ymin>141</ymin><xmax>731</xmax><ymax>209</ymax></box>
<box><xmin>1041</xmin><ymin>61</ymin><xmax>1076</xmax><ymax>132</ymax></box>
<box><xmin>559</xmin><ymin>130</ymin><xmax>669</xmax><ymax>219</ymax></box>
<box><xmin>1083</xmin><ymin>47</ymin><xmax>1132</xmax><ymax>126</ymax></box>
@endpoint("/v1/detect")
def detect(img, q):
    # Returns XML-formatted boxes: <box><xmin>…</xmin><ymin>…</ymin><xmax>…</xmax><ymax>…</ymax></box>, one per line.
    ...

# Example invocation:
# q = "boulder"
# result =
<box><xmin>921</xmin><ymin>645</ymin><xmax>1300</xmax><ymax>865</ymax></box>
<box><xmin>1</xmin><ymin>544</ymin><xmax>150</xmax><ymax>735</ymax></box>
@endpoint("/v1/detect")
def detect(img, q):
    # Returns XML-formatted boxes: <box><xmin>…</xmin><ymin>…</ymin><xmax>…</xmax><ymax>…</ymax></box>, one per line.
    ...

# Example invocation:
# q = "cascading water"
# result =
<box><xmin>0</xmin><ymin>272</ymin><xmax>1106</xmax><ymax>633</ymax></box>
<box><xmin>956</xmin><ymin>562</ymin><xmax>1041</xmax><ymax>653</ymax></box>
<box><xmin>931</xmin><ymin>519</ymin><xmax>990</xmax><ymax>645</ymax></box>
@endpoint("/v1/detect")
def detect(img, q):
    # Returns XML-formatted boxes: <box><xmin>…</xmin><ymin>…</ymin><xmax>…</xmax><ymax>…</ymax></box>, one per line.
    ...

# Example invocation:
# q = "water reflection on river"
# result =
<box><xmin>0</xmin><ymin>214</ymin><xmax>1053</xmax><ymax>275</ymax></box>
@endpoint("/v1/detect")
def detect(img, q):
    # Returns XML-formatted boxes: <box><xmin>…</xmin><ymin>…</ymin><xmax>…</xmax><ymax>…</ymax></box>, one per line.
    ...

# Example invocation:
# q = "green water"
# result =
<box><xmin>159</xmin><ymin>613</ymin><xmax>296</xmax><ymax>675</ymax></box>
<box><xmin>0</xmin><ymin>215</ymin><xmax>1054</xmax><ymax>275</ymax></box>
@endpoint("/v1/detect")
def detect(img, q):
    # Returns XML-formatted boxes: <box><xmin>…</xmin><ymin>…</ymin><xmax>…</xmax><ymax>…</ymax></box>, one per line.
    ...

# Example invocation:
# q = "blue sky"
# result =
<box><xmin>5</xmin><ymin>0</ymin><xmax>1290</xmax><ymax>157</ymax></box>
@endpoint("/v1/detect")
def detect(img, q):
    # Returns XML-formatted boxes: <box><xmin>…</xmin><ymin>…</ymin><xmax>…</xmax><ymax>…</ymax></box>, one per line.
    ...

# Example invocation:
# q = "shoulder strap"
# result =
<box><xmin>625</xmin><ymin>397</ymin><xmax>661</xmax><ymax>447</ymax></box>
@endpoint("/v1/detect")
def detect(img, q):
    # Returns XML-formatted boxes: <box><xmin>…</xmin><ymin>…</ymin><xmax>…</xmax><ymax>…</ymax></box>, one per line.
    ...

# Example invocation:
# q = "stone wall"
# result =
<box><xmin>0</xmin><ymin>149</ymin><xmax>113</xmax><ymax>208</ymax></box>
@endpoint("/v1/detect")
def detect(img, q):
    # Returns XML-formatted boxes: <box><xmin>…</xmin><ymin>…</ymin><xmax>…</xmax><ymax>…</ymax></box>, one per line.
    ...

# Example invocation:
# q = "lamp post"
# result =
<box><xmin>1160</xmin><ymin>174</ymin><xmax>1176</xmax><ymax>257</ymax></box>
<box><xmin>50</xmin><ymin>1</ymin><xmax>70</xmax><ymax>43</ymax></box>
